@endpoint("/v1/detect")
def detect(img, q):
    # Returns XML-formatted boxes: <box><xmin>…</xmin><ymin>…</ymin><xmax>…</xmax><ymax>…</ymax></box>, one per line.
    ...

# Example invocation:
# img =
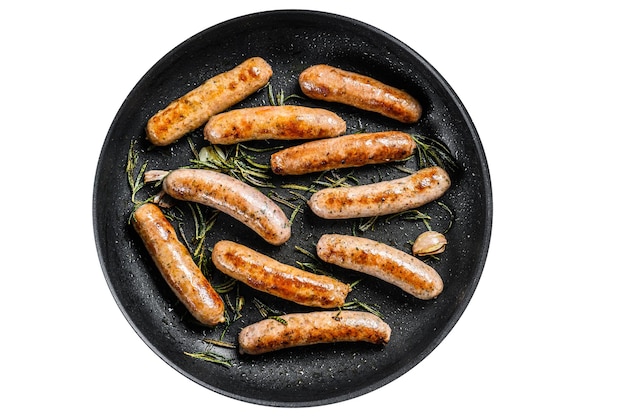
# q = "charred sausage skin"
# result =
<box><xmin>146</xmin><ymin>57</ymin><xmax>273</xmax><ymax>146</ymax></box>
<box><xmin>162</xmin><ymin>168</ymin><xmax>291</xmax><ymax>246</ymax></box>
<box><xmin>211</xmin><ymin>240</ymin><xmax>350</xmax><ymax>308</ymax></box>
<box><xmin>299</xmin><ymin>64</ymin><xmax>422</xmax><ymax>123</ymax></box>
<box><xmin>270</xmin><ymin>131</ymin><xmax>416</xmax><ymax>175</ymax></box>
<box><xmin>316</xmin><ymin>234</ymin><xmax>444</xmax><ymax>300</ymax></box>
<box><xmin>203</xmin><ymin>105</ymin><xmax>346</xmax><ymax>145</ymax></box>
<box><xmin>131</xmin><ymin>203</ymin><xmax>225</xmax><ymax>326</ymax></box>
<box><xmin>308</xmin><ymin>166</ymin><xmax>451</xmax><ymax>219</ymax></box>
<box><xmin>238</xmin><ymin>311</ymin><xmax>391</xmax><ymax>355</ymax></box>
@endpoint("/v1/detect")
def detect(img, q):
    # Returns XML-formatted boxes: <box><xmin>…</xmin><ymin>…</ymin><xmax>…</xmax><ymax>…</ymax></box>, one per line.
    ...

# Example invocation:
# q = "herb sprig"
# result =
<box><xmin>126</xmin><ymin>140</ymin><xmax>149</xmax><ymax>206</ymax></box>
<box><xmin>267</xmin><ymin>84</ymin><xmax>302</xmax><ymax>106</ymax></box>
<box><xmin>183</xmin><ymin>351</ymin><xmax>233</xmax><ymax>368</ymax></box>
<box><xmin>412</xmin><ymin>134</ymin><xmax>457</xmax><ymax>172</ymax></box>
<box><xmin>190</xmin><ymin>143</ymin><xmax>276</xmax><ymax>188</ymax></box>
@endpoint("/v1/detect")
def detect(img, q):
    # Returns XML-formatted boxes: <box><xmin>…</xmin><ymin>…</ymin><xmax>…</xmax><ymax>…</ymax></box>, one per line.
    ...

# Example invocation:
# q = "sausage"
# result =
<box><xmin>146</xmin><ymin>57</ymin><xmax>273</xmax><ymax>146</ymax></box>
<box><xmin>238</xmin><ymin>311</ymin><xmax>391</xmax><ymax>355</ymax></box>
<box><xmin>161</xmin><ymin>168</ymin><xmax>291</xmax><ymax>245</ymax></box>
<box><xmin>299</xmin><ymin>64</ymin><xmax>422</xmax><ymax>123</ymax></box>
<box><xmin>211</xmin><ymin>240</ymin><xmax>350</xmax><ymax>308</ymax></box>
<box><xmin>203</xmin><ymin>105</ymin><xmax>346</xmax><ymax>145</ymax></box>
<box><xmin>308</xmin><ymin>166</ymin><xmax>451</xmax><ymax>219</ymax></box>
<box><xmin>270</xmin><ymin>131</ymin><xmax>416</xmax><ymax>175</ymax></box>
<box><xmin>316</xmin><ymin>234</ymin><xmax>444</xmax><ymax>300</ymax></box>
<box><xmin>131</xmin><ymin>203</ymin><xmax>225</xmax><ymax>326</ymax></box>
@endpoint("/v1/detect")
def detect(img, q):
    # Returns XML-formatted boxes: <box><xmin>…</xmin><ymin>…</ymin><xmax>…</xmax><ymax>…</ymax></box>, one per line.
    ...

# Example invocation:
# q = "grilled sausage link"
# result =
<box><xmin>316</xmin><ymin>234</ymin><xmax>444</xmax><ymax>300</ymax></box>
<box><xmin>270</xmin><ymin>131</ymin><xmax>416</xmax><ymax>175</ymax></box>
<box><xmin>203</xmin><ymin>105</ymin><xmax>346</xmax><ymax>145</ymax></box>
<box><xmin>299</xmin><ymin>64</ymin><xmax>422</xmax><ymax>123</ymax></box>
<box><xmin>308</xmin><ymin>166</ymin><xmax>451</xmax><ymax>219</ymax></box>
<box><xmin>238</xmin><ymin>311</ymin><xmax>391</xmax><ymax>355</ymax></box>
<box><xmin>146</xmin><ymin>57</ymin><xmax>272</xmax><ymax>146</ymax></box>
<box><xmin>211</xmin><ymin>240</ymin><xmax>350</xmax><ymax>308</ymax></box>
<box><xmin>131</xmin><ymin>203</ymin><xmax>225</xmax><ymax>326</ymax></box>
<box><xmin>161</xmin><ymin>168</ymin><xmax>291</xmax><ymax>245</ymax></box>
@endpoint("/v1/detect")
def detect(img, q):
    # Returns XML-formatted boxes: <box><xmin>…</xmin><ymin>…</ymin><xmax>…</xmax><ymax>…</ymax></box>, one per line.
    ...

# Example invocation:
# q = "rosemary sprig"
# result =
<box><xmin>252</xmin><ymin>298</ymin><xmax>284</xmax><ymax>319</ymax></box>
<box><xmin>286</xmin><ymin>190</ymin><xmax>311</xmax><ymax>204</ymax></box>
<box><xmin>191</xmin><ymin>143</ymin><xmax>275</xmax><ymax>188</ymax></box>
<box><xmin>281</xmin><ymin>183</ymin><xmax>319</xmax><ymax>193</ymax></box>
<box><xmin>294</xmin><ymin>245</ymin><xmax>317</xmax><ymax>260</ymax></box>
<box><xmin>267</xmin><ymin>83</ymin><xmax>302</xmax><ymax>106</ymax></box>
<box><xmin>294</xmin><ymin>245</ymin><xmax>335</xmax><ymax>276</ymax></box>
<box><xmin>393</xmin><ymin>209</ymin><xmax>432</xmax><ymax>223</ymax></box>
<box><xmin>269</xmin><ymin>316</ymin><xmax>288</xmax><ymax>325</ymax></box>
<box><xmin>313</xmin><ymin>170</ymin><xmax>360</xmax><ymax>189</ymax></box>
<box><xmin>288</xmin><ymin>204</ymin><xmax>303</xmax><ymax>225</ymax></box>
<box><xmin>223</xmin><ymin>288</ymin><xmax>245</xmax><ymax>321</ymax></box>
<box><xmin>213</xmin><ymin>278</ymin><xmax>238</xmax><ymax>294</ymax></box>
<box><xmin>235</xmin><ymin>293</ymin><xmax>245</xmax><ymax>320</ymax></box>
<box><xmin>412</xmin><ymin>134</ymin><xmax>457</xmax><ymax>172</ymax></box>
<box><xmin>437</xmin><ymin>201</ymin><xmax>455</xmax><ymax>233</ymax></box>
<box><xmin>354</xmin><ymin>207</ymin><xmax>435</xmax><ymax>234</ymax></box>
<box><xmin>404</xmin><ymin>209</ymin><xmax>432</xmax><ymax>229</ymax></box>
<box><xmin>185</xmin><ymin>203</ymin><xmax>218</xmax><ymax>273</ymax></box>
<box><xmin>268</xmin><ymin>191</ymin><xmax>305</xmax><ymax>224</ymax></box>
<box><xmin>126</xmin><ymin>140</ymin><xmax>149</xmax><ymax>206</ymax></box>
<box><xmin>202</xmin><ymin>338</ymin><xmax>237</xmax><ymax>349</ymax></box>
<box><xmin>341</xmin><ymin>299</ymin><xmax>383</xmax><ymax>318</ymax></box>
<box><xmin>268</xmin><ymin>191</ymin><xmax>300</xmax><ymax>210</ymax></box>
<box><xmin>348</xmin><ymin>279</ymin><xmax>363</xmax><ymax>290</ymax></box>
<box><xmin>357</xmin><ymin>216</ymin><xmax>379</xmax><ymax>232</ymax></box>
<box><xmin>183</xmin><ymin>351</ymin><xmax>233</xmax><ymax>368</ymax></box>
<box><xmin>296</xmin><ymin>261</ymin><xmax>333</xmax><ymax>276</ymax></box>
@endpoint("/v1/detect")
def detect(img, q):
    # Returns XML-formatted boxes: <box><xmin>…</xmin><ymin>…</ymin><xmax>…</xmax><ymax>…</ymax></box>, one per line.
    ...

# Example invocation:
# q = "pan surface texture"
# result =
<box><xmin>93</xmin><ymin>10</ymin><xmax>492</xmax><ymax>407</ymax></box>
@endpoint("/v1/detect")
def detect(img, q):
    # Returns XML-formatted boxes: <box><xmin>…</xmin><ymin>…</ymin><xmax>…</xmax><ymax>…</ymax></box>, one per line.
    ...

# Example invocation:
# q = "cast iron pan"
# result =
<box><xmin>93</xmin><ymin>9</ymin><xmax>492</xmax><ymax>407</ymax></box>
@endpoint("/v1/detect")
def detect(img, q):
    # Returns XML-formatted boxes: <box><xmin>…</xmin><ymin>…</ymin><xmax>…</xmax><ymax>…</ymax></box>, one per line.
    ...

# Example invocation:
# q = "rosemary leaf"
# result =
<box><xmin>213</xmin><ymin>278</ymin><xmax>237</xmax><ymax>294</ymax></box>
<box><xmin>183</xmin><ymin>351</ymin><xmax>232</xmax><ymax>367</ymax></box>
<box><xmin>235</xmin><ymin>294</ymin><xmax>245</xmax><ymax>320</ymax></box>
<box><xmin>239</xmin><ymin>143</ymin><xmax>284</xmax><ymax>153</ymax></box>
<box><xmin>267</xmin><ymin>83</ymin><xmax>302</xmax><ymax>106</ymax></box>
<box><xmin>268</xmin><ymin>191</ymin><xmax>299</xmax><ymax>210</ymax></box>
<box><xmin>194</xmin><ymin>143</ymin><xmax>275</xmax><ymax>188</ymax></box>
<box><xmin>268</xmin><ymin>316</ymin><xmax>288</xmax><ymax>325</ymax></box>
<box><xmin>241</xmin><ymin>153</ymin><xmax>271</xmax><ymax>170</ymax></box>
<box><xmin>252</xmin><ymin>298</ymin><xmax>284</xmax><ymax>318</ymax></box>
<box><xmin>296</xmin><ymin>261</ymin><xmax>334</xmax><ymax>276</ymax></box>
<box><xmin>411</xmin><ymin>134</ymin><xmax>457</xmax><ymax>172</ymax></box>
<box><xmin>294</xmin><ymin>245</ymin><xmax>318</xmax><ymax>260</ymax></box>
<box><xmin>358</xmin><ymin>216</ymin><xmax>379</xmax><ymax>232</ymax></box>
<box><xmin>281</xmin><ymin>183</ymin><xmax>318</xmax><ymax>193</ymax></box>
<box><xmin>287</xmin><ymin>190</ymin><xmax>312</xmax><ymax>202</ymax></box>
<box><xmin>341</xmin><ymin>299</ymin><xmax>383</xmax><ymax>318</ymax></box>
<box><xmin>288</xmin><ymin>204</ymin><xmax>303</xmax><ymax>225</ymax></box>
<box><xmin>438</xmin><ymin>201</ymin><xmax>455</xmax><ymax>233</ymax></box>
<box><xmin>125</xmin><ymin>140</ymin><xmax>150</xmax><ymax>206</ymax></box>
<box><xmin>202</xmin><ymin>338</ymin><xmax>237</xmax><ymax>349</ymax></box>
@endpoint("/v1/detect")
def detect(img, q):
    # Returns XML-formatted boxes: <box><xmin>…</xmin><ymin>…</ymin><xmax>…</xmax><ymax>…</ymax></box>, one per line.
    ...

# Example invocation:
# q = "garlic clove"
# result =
<box><xmin>412</xmin><ymin>231</ymin><xmax>447</xmax><ymax>256</ymax></box>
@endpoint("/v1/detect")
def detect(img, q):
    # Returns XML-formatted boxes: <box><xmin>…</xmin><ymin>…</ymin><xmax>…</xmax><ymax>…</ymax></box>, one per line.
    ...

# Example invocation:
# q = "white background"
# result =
<box><xmin>2</xmin><ymin>1</ymin><xmax>624</xmax><ymax>415</ymax></box>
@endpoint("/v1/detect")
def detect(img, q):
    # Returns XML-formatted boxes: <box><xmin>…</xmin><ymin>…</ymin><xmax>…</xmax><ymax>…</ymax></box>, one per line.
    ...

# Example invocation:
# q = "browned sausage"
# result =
<box><xmin>203</xmin><ymin>105</ymin><xmax>346</xmax><ymax>145</ymax></box>
<box><xmin>211</xmin><ymin>240</ymin><xmax>350</xmax><ymax>308</ymax></box>
<box><xmin>131</xmin><ymin>203</ymin><xmax>225</xmax><ymax>326</ymax></box>
<box><xmin>270</xmin><ymin>131</ymin><xmax>416</xmax><ymax>175</ymax></box>
<box><xmin>161</xmin><ymin>168</ymin><xmax>291</xmax><ymax>246</ymax></box>
<box><xmin>238</xmin><ymin>311</ymin><xmax>391</xmax><ymax>355</ymax></box>
<box><xmin>146</xmin><ymin>57</ymin><xmax>273</xmax><ymax>146</ymax></box>
<box><xmin>299</xmin><ymin>64</ymin><xmax>422</xmax><ymax>123</ymax></box>
<box><xmin>316</xmin><ymin>234</ymin><xmax>444</xmax><ymax>300</ymax></box>
<box><xmin>308</xmin><ymin>166</ymin><xmax>451</xmax><ymax>219</ymax></box>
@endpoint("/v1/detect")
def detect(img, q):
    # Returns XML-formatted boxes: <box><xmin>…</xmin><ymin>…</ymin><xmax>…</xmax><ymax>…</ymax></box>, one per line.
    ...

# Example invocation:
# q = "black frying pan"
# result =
<box><xmin>93</xmin><ymin>9</ymin><xmax>492</xmax><ymax>407</ymax></box>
